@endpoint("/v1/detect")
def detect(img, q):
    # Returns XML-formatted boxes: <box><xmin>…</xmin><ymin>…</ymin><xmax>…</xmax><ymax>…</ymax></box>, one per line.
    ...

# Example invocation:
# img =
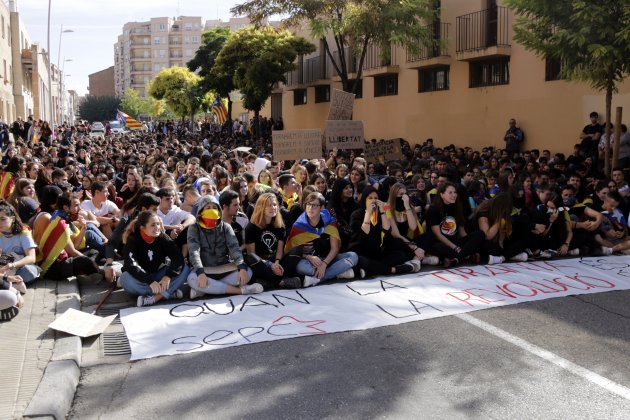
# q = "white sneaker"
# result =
<box><xmin>241</xmin><ymin>283</ymin><xmax>264</xmax><ymax>294</ymax></box>
<box><xmin>568</xmin><ymin>248</ymin><xmax>580</xmax><ymax>256</ymax></box>
<box><xmin>510</xmin><ymin>252</ymin><xmax>528</xmax><ymax>262</ymax></box>
<box><xmin>488</xmin><ymin>255</ymin><xmax>505</xmax><ymax>265</ymax></box>
<box><xmin>601</xmin><ymin>247</ymin><xmax>613</xmax><ymax>256</ymax></box>
<box><xmin>137</xmin><ymin>295</ymin><xmax>155</xmax><ymax>307</ymax></box>
<box><xmin>173</xmin><ymin>289</ymin><xmax>184</xmax><ymax>299</ymax></box>
<box><xmin>116</xmin><ymin>276</ymin><xmax>123</xmax><ymax>289</ymax></box>
<box><xmin>337</xmin><ymin>268</ymin><xmax>355</xmax><ymax>279</ymax></box>
<box><xmin>621</xmin><ymin>249</ymin><xmax>630</xmax><ymax>255</ymax></box>
<box><xmin>303</xmin><ymin>275</ymin><xmax>320</xmax><ymax>287</ymax></box>
<box><xmin>408</xmin><ymin>259</ymin><xmax>422</xmax><ymax>273</ymax></box>
<box><xmin>422</xmin><ymin>256</ymin><xmax>440</xmax><ymax>266</ymax></box>
<box><xmin>190</xmin><ymin>288</ymin><xmax>205</xmax><ymax>299</ymax></box>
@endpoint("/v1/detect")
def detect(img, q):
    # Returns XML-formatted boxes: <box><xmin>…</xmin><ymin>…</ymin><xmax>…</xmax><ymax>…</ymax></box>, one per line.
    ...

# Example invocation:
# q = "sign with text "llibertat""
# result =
<box><xmin>121</xmin><ymin>256</ymin><xmax>630</xmax><ymax>361</ymax></box>
<box><xmin>325</xmin><ymin>120</ymin><xmax>364</xmax><ymax>150</ymax></box>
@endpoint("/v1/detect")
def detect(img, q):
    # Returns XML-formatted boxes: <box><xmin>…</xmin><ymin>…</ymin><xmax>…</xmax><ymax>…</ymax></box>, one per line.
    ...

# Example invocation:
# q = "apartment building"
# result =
<box><xmin>272</xmin><ymin>0</ymin><xmax>630</xmax><ymax>153</ymax></box>
<box><xmin>0</xmin><ymin>0</ymin><xmax>14</xmax><ymax>122</ymax></box>
<box><xmin>89</xmin><ymin>66</ymin><xmax>115</xmax><ymax>97</ymax></box>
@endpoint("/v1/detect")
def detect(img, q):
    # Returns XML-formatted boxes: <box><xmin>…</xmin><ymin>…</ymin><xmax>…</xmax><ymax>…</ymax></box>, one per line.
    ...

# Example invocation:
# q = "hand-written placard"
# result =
<box><xmin>327</xmin><ymin>89</ymin><xmax>355</xmax><ymax>121</ymax></box>
<box><xmin>272</xmin><ymin>129</ymin><xmax>323</xmax><ymax>161</ymax></box>
<box><xmin>364</xmin><ymin>139</ymin><xmax>404</xmax><ymax>162</ymax></box>
<box><xmin>324</xmin><ymin>120</ymin><xmax>364</xmax><ymax>150</ymax></box>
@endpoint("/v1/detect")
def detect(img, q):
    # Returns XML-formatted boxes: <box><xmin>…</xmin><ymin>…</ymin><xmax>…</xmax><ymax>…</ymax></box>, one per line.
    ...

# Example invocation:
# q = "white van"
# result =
<box><xmin>109</xmin><ymin>120</ymin><xmax>129</xmax><ymax>135</ymax></box>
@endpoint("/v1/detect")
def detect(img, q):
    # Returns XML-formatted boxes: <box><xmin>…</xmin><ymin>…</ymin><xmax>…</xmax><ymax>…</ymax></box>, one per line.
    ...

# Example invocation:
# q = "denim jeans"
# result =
<box><xmin>85</xmin><ymin>224</ymin><xmax>107</xmax><ymax>255</ymax></box>
<box><xmin>121</xmin><ymin>265</ymin><xmax>190</xmax><ymax>300</ymax></box>
<box><xmin>296</xmin><ymin>251</ymin><xmax>358</xmax><ymax>282</ymax></box>
<box><xmin>17</xmin><ymin>264</ymin><xmax>41</xmax><ymax>284</ymax></box>
<box><xmin>187</xmin><ymin>267</ymin><xmax>253</xmax><ymax>295</ymax></box>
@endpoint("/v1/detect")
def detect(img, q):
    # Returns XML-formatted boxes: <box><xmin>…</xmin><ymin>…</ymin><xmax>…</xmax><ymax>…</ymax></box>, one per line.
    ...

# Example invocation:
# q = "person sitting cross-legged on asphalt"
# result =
<box><xmin>120</xmin><ymin>210</ymin><xmax>190</xmax><ymax>307</ymax></box>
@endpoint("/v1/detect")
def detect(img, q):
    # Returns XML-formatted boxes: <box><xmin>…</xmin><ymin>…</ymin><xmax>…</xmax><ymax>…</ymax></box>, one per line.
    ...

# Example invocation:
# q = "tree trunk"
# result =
<box><xmin>254</xmin><ymin>109</ymin><xmax>260</xmax><ymax>140</ymax></box>
<box><xmin>227</xmin><ymin>99</ymin><xmax>233</xmax><ymax>134</ymax></box>
<box><xmin>604</xmin><ymin>84</ymin><xmax>612</xmax><ymax>177</ymax></box>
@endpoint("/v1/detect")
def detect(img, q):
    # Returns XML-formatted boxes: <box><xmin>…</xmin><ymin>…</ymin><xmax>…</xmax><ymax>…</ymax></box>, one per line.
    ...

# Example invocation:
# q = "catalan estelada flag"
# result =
<box><xmin>285</xmin><ymin>209</ymin><xmax>340</xmax><ymax>253</ymax></box>
<box><xmin>212</xmin><ymin>96</ymin><xmax>228</xmax><ymax>124</ymax></box>
<box><xmin>117</xmin><ymin>110</ymin><xmax>143</xmax><ymax>130</ymax></box>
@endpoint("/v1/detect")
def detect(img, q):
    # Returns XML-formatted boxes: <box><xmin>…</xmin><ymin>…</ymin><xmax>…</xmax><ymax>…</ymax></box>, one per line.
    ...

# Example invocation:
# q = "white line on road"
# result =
<box><xmin>456</xmin><ymin>313</ymin><xmax>630</xmax><ymax>401</ymax></box>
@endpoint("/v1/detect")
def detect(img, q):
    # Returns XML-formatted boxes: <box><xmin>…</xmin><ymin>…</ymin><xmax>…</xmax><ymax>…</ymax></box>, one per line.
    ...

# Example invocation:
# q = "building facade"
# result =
<box><xmin>272</xmin><ymin>0</ymin><xmax>630</xmax><ymax>154</ymax></box>
<box><xmin>88</xmin><ymin>66</ymin><xmax>115</xmax><ymax>97</ymax></box>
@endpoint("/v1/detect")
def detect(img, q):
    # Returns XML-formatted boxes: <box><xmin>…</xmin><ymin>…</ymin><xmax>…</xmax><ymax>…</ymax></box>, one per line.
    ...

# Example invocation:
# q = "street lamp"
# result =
<box><xmin>58</xmin><ymin>58</ymin><xmax>72</xmax><ymax>125</ymax></box>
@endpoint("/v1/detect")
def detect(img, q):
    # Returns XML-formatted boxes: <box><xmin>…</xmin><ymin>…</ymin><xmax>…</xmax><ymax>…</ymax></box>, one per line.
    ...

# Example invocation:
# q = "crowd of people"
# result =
<box><xmin>0</xmin><ymin>111</ymin><xmax>629</xmax><ymax>322</ymax></box>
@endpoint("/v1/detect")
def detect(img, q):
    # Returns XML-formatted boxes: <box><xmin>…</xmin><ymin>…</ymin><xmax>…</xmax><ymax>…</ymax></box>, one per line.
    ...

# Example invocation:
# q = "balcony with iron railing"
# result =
<box><xmin>285</xmin><ymin>54</ymin><xmax>332</xmax><ymax>87</ymax></box>
<box><xmin>456</xmin><ymin>6</ymin><xmax>511</xmax><ymax>61</ymax></box>
<box><xmin>361</xmin><ymin>42</ymin><xmax>399</xmax><ymax>77</ymax></box>
<box><xmin>406</xmin><ymin>22</ymin><xmax>451</xmax><ymax>68</ymax></box>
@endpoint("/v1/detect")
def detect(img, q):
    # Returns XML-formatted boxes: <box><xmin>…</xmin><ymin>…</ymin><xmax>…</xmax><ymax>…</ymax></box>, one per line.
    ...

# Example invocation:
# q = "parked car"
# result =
<box><xmin>89</xmin><ymin>128</ymin><xmax>105</xmax><ymax>138</ymax></box>
<box><xmin>91</xmin><ymin>121</ymin><xmax>104</xmax><ymax>131</ymax></box>
<box><xmin>109</xmin><ymin>120</ymin><xmax>129</xmax><ymax>135</ymax></box>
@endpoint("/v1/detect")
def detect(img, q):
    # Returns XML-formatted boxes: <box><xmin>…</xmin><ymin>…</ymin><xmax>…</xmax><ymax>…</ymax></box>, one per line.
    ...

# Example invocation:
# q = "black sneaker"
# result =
<box><xmin>394</xmin><ymin>262</ymin><xmax>414</xmax><ymax>274</ymax></box>
<box><xmin>279</xmin><ymin>277</ymin><xmax>302</xmax><ymax>289</ymax></box>
<box><xmin>0</xmin><ymin>306</ymin><xmax>19</xmax><ymax>322</ymax></box>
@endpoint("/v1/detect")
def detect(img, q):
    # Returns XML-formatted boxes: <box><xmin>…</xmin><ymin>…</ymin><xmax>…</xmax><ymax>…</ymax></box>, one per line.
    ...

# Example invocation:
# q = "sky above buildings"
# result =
<box><xmin>17</xmin><ymin>0</ymin><xmax>243</xmax><ymax>95</ymax></box>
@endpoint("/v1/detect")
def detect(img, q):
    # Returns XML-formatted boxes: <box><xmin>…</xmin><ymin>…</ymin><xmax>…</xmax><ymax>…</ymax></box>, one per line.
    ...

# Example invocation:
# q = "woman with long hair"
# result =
<box><xmin>426</xmin><ymin>182</ymin><xmax>485</xmax><ymax>268</ymax></box>
<box><xmin>244</xmin><ymin>192</ymin><xmax>302</xmax><ymax>289</ymax></box>
<box><xmin>257</xmin><ymin>169</ymin><xmax>276</xmax><ymax>189</ymax></box>
<box><xmin>118</xmin><ymin>171</ymin><xmax>141</xmax><ymax>202</ymax></box>
<box><xmin>229</xmin><ymin>176</ymin><xmax>249</xmax><ymax>212</ymax></box>
<box><xmin>309</xmin><ymin>172</ymin><xmax>329</xmax><ymax>199</ymax></box>
<box><xmin>348</xmin><ymin>186</ymin><xmax>421</xmax><ymax>276</ymax></box>
<box><xmin>285</xmin><ymin>192</ymin><xmax>358</xmax><ymax>287</ymax></box>
<box><xmin>7</xmin><ymin>178</ymin><xmax>39</xmax><ymax>225</ymax></box>
<box><xmin>120</xmin><ymin>210</ymin><xmax>190</xmax><ymax>307</ymax></box>
<box><xmin>0</xmin><ymin>201</ymin><xmax>40</xmax><ymax>285</ymax></box>
<box><xmin>326</xmin><ymin>178</ymin><xmax>358</xmax><ymax>251</ymax></box>
<box><xmin>475</xmin><ymin>192</ymin><xmax>530</xmax><ymax>264</ymax></box>
<box><xmin>348</xmin><ymin>166</ymin><xmax>366</xmax><ymax>202</ymax></box>
<box><xmin>0</xmin><ymin>156</ymin><xmax>26</xmax><ymax>199</ymax></box>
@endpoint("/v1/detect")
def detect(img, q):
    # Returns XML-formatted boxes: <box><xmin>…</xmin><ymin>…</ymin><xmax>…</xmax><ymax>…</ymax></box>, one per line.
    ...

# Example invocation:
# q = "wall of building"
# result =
<box><xmin>271</xmin><ymin>0</ymin><xmax>630</xmax><ymax>155</ymax></box>
<box><xmin>88</xmin><ymin>66</ymin><xmax>115</xmax><ymax>97</ymax></box>
<box><xmin>0</xmin><ymin>2</ymin><xmax>14</xmax><ymax>123</ymax></box>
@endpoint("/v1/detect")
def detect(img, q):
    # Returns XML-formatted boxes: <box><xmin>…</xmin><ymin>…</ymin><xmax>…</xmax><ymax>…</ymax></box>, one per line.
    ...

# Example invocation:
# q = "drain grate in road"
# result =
<box><xmin>95</xmin><ymin>307</ymin><xmax>122</xmax><ymax>324</ymax></box>
<box><xmin>102</xmin><ymin>331</ymin><xmax>131</xmax><ymax>356</ymax></box>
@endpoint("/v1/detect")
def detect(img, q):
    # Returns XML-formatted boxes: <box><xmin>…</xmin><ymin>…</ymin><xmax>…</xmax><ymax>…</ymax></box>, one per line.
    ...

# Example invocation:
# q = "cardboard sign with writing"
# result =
<box><xmin>327</xmin><ymin>89</ymin><xmax>355</xmax><ymax>120</ymax></box>
<box><xmin>49</xmin><ymin>308</ymin><xmax>117</xmax><ymax>338</ymax></box>
<box><xmin>364</xmin><ymin>139</ymin><xmax>404</xmax><ymax>162</ymax></box>
<box><xmin>324</xmin><ymin>120</ymin><xmax>364</xmax><ymax>150</ymax></box>
<box><xmin>272</xmin><ymin>129</ymin><xmax>323</xmax><ymax>161</ymax></box>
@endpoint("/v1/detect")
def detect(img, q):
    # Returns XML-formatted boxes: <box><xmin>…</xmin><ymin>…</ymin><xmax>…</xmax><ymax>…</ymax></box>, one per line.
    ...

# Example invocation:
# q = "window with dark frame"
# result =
<box><xmin>469</xmin><ymin>57</ymin><xmax>510</xmax><ymax>88</ymax></box>
<box><xmin>314</xmin><ymin>85</ymin><xmax>330</xmax><ymax>103</ymax></box>
<box><xmin>293</xmin><ymin>89</ymin><xmax>307</xmax><ymax>106</ymax></box>
<box><xmin>545</xmin><ymin>58</ymin><xmax>566</xmax><ymax>81</ymax></box>
<box><xmin>419</xmin><ymin>66</ymin><xmax>450</xmax><ymax>92</ymax></box>
<box><xmin>374</xmin><ymin>74</ymin><xmax>398</xmax><ymax>97</ymax></box>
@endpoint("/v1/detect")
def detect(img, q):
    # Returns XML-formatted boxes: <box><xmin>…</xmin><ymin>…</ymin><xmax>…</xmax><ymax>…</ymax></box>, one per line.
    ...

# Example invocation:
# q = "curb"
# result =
<box><xmin>23</xmin><ymin>280</ymin><xmax>82</xmax><ymax>420</ymax></box>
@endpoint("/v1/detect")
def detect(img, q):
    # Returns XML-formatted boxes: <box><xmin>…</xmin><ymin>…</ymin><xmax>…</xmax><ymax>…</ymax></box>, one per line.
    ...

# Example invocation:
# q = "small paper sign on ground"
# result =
<box><xmin>327</xmin><ymin>89</ymin><xmax>355</xmax><ymax>120</ymax></box>
<box><xmin>49</xmin><ymin>308</ymin><xmax>116</xmax><ymax>337</ymax></box>
<box><xmin>325</xmin><ymin>120</ymin><xmax>364</xmax><ymax>150</ymax></box>
<box><xmin>365</xmin><ymin>138</ymin><xmax>404</xmax><ymax>161</ymax></box>
<box><xmin>272</xmin><ymin>129</ymin><xmax>323</xmax><ymax>161</ymax></box>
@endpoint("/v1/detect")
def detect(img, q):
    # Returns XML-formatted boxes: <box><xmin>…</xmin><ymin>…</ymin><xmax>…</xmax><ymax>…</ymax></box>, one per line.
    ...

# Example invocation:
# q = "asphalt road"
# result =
<box><xmin>69</xmin><ymin>289</ymin><xmax>630</xmax><ymax>419</ymax></box>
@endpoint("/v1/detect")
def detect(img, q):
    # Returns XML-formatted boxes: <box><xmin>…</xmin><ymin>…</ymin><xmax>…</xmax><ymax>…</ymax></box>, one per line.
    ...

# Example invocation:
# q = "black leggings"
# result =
<box><xmin>46</xmin><ymin>255</ymin><xmax>99</xmax><ymax>280</ymax></box>
<box><xmin>430</xmin><ymin>231</ymin><xmax>485</xmax><ymax>260</ymax></box>
<box><xmin>245</xmin><ymin>253</ymin><xmax>301</xmax><ymax>286</ymax></box>
<box><xmin>353</xmin><ymin>236</ymin><xmax>410</xmax><ymax>276</ymax></box>
<box><xmin>483</xmin><ymin>234</ymin><xmax>533</xmax><ymax>259</ymax></box>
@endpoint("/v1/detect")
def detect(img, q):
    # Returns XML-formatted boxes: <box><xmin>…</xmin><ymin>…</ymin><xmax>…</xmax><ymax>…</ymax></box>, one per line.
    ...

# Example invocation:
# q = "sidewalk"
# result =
<box><xmin>0</xmin><ymin>277</ymin><xmax>85</xmax><ymax>420</ymax></box>
<box><xmin>0</xmin><ymin>279</ymin><xmax>56</xmax><ymax>420</ymax></box>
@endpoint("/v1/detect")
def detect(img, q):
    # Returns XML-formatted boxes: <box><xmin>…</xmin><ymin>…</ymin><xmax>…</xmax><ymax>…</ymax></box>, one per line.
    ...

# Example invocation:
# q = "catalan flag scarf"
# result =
<box><xmin>285</xmin><ymin>209</ymin><xmax>340</xmax><ymax>253</ymax></box>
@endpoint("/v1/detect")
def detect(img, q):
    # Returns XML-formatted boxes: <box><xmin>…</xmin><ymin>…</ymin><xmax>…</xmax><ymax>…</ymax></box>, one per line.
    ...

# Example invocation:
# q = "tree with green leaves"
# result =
<box><xmin>147</xmin><ymin>67</ymin><xmax>203</xmax><ymax>130</ymax></box>
<box><xmin>232</xmin><ymin>0</ymin><xmax>437</xmax><ymax>94</ymax></box>
<box><xmin>213</xmin><ymin>26</ymin><xmax>315</xmax><ymax>137</ymax></box>
<box><xmin>119</xmin><ymin>88</ymin><xmax>151</xmax><ymax>118</ymax></box>
<box><xmin>506</xmin><ymin>0</ymin><xmax>630</xmax><ymax>176</ymax></box>
<box><xmin>78</xmin><ymin>95</ymin><xmax>120</xmax><ymax>123</ymax></box>
<box><xmin>187</xmin><ymin>27</ymin><xmax>236</xmax><ymax>123</ymax></box>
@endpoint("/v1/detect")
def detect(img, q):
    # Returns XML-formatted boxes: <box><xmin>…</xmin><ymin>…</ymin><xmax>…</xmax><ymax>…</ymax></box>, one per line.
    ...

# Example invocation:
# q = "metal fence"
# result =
<box><xmin>407</xmin><ymin>22</ymin><xmax>450</xmax><ymax>62</ymax></box>
<box><xmin>456</xmin><ymin>6</ymin><xmax>510</xmax><ymax>53</ymax></box>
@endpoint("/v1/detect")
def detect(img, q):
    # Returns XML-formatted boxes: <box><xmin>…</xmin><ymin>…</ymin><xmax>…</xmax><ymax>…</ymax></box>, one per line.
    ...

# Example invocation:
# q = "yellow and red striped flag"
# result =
<box><xmin>117</xmin><ymin>110</ymin><xmax>143</xmax><ymax>130</ymax></box>
<box><xmin>212</xmin><ymin>96</ymin><xmax>228</xmax><ymax>124</ymax></box>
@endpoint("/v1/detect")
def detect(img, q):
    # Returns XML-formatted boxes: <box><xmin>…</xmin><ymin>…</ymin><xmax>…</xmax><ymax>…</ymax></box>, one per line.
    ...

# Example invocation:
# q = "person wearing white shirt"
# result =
<box><xmin>80</xmin><ymin>181</ymin><xmax>120</xmax><ymax>238</ymax></box>
<box><xmin>156</xmin><ymin>188</ymin><xmax>195</xmax><ymax>245</ymax></box>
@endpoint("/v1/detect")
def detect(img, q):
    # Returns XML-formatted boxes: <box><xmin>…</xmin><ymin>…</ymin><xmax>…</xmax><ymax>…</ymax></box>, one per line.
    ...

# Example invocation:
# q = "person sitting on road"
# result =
<box><xmin>0</xmin><ymin>201</ymin><xmax>40</xmax><ymax>285</ymax></box>
<box><xmin>285</xmin><ymin>192</ymin><xmax>358</xmax><ymax>287</ymax></box>
<box><xmin>0</xmin><ymin>273</ymin><xmax>25</xmax><ymax>322</ymax></box>
<box><xmin>120</xmin><ymin>210</ymin><xmax>190</xmax><ymax>307</ymax></box>
<box><xmin>80</xmin><ymin>181</ymin><xmax>121</xmax><ymax>239</ymax></box>
<box><xmin>244</xmin><ymin>192</ymin><xmax>302</xmax><ymax>290</ymax></box>
<box><xmin>187</xmin><ymin>195</ymin><xmax>260</xmax><ymax>299</ymax></box>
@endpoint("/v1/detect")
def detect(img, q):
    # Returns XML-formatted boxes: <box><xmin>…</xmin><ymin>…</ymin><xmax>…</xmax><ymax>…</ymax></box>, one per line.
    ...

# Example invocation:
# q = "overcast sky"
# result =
<box><xmin>15</xmin><ymin>0</ymin><xmax>243</xmax><ymax>95</ymax></box>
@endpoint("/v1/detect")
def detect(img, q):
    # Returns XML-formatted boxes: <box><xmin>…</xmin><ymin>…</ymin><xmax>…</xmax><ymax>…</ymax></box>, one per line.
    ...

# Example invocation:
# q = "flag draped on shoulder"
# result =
<box><xmin>36</xmin><ymin>216</ymin><xmax>70</xmax><ymax>275</ymax></box>
<box><xmin>116</xmin><ymin>110</ymin><xmax>143</xmax><ymax>130</ymax></box>
<box><xmin>285</xmin><ymin>209</ymin><xmax>340</xmax><ymax>253</ymax></box>
<box><xmin>212</xmin><ymin>96</ymin><xmax>228</xmax><ymax>124</ymax></box>
<box><xmin>0</xmin><ymin>171</ymin><xmax>16</xmax><ymax>200</ymax></box>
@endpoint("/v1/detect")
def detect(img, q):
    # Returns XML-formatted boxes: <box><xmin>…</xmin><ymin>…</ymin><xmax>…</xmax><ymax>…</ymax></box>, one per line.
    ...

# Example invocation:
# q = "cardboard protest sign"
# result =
<box><xmin>324</xmin><ymin>120</ymin><xmax>364</xmax><ymax>150</ymax></box>
<box><xmin>49</xmin><ymin>308</ymin><xmax>116</xmax><ymax>337</ymax></box>
<box><xmin>327</xmin><ymin>89</ymin><xmax>355</xmax><ymax>120</ymax></box>
<box><xmin>121</xmin><ymin>256</ymin><xmax>630</xmax><ymax>361</ymax></box>
<box><xmin>272</xmin><ymin>129</ymin><xmax>323</xmax><ymax>161</ymax></box>
<box><xmin>364</xmin><ymin>138</ymin><xmax>404</xmax><ymax>162</ymax></box>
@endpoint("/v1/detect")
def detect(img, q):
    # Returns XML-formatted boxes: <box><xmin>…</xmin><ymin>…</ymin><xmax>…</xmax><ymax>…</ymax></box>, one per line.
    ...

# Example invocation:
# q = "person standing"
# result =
<box><xmin>580</xmin><ymin>112</ymin><xmax>604</xmax><ymax>164</ymax></box>
<box><xmin>503</xmin><ymin>118</ymin><xmax>524</xmax><ymax>155</ymax></box>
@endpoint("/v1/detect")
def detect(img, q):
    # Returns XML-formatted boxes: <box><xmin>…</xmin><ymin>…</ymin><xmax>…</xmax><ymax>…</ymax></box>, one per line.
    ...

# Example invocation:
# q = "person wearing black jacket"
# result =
<box><xmin>120</xmin><ymin>210</ymin><xmax>190</xmax><ymax>307</ymax></box>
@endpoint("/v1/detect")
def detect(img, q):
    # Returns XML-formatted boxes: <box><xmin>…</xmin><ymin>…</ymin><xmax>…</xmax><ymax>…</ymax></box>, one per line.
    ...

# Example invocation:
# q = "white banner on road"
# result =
<box><xmin>120</xmin><ymin>257</ymin><xmax>630</xmax><ymax>360</ymax></box>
